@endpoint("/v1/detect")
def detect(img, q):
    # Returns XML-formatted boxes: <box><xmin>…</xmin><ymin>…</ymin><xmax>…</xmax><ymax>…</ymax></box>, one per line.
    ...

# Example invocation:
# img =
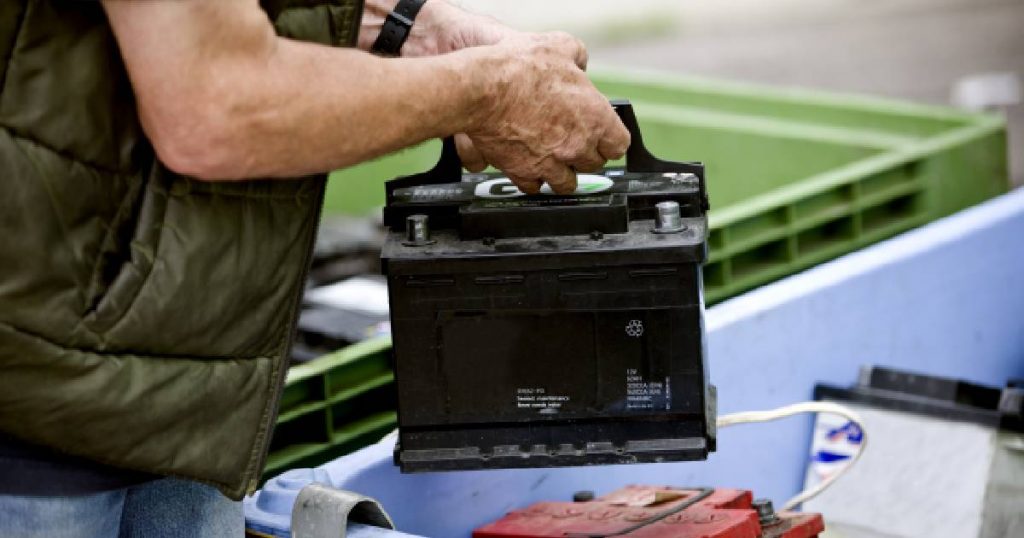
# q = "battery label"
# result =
<box><xmin>472</xmin><ymin>195</ymin><xmax>612</xmax><ymax>210</ymax></box>
<box><xmin>626</xmin><ymin>369</ymin><xmax>671</xmax><ymax>410</ymax></box>
<box><xmin>437</xmin><ymin>308</ymin><xmax>693</xmax><ymax>423</ymax></box>
<box><xmin>515</xmin><ymin>387</ymin><xmax>572</xmax><ymax>413</ymax></box>
<box><xmin>392</xmin><ymin>173</ymin><xmax>698</xmax><ymax>205</ymax></box>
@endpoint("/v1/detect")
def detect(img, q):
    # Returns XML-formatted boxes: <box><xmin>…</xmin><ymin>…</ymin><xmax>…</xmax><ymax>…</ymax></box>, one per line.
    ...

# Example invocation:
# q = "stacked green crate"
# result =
<box><xmin>263</xmin><ymin>337</ymin><xmax>396</xmax><ymax>482</ymax></box>
<box><xmin>593</xmin><ymin>71</ymin><xmax>1007</xmax><ymax>301</ymax></box>
<box><xmin>266</xmin><ymin>70</ymin><xmax>1009</xmax><ymax>479</ymax></box>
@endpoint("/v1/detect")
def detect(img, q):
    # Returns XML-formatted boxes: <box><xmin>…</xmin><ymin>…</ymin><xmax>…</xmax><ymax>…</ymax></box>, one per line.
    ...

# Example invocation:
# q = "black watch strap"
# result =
<box><xmin>371</xmin><ymin>0</ymin><xmax>428</xmax><ymax>57</ymax></box>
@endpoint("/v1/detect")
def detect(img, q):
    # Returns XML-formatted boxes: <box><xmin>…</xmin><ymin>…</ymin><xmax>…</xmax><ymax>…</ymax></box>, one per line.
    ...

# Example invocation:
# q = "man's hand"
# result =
<box><xmin>361</xmin><ymin>0</ymin><xmax>612</xmax><ymax>187</ymax></box>
<box><xmin>463</xmin><ymin>33</ymin><xmax>629</xmax><ymax>194</ymax></box>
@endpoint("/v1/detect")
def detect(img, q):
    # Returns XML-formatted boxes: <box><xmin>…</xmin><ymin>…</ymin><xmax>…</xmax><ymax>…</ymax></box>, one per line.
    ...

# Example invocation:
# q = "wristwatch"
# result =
<box><xmin>370</xmin><ymin>0</ymin><xmax>429</xmax><ymax>57</ymax></box>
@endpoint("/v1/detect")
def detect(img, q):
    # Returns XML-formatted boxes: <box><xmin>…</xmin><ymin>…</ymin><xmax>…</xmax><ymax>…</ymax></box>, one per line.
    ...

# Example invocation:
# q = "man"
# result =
<box><xmin>0</xmin><ymin>0</ymin><xmax>629</xmax><ymax>536</ymax></box>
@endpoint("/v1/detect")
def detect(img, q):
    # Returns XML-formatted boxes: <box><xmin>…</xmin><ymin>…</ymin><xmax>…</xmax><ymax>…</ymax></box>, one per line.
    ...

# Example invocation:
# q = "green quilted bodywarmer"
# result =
<box><xmin>0</xmin><ymin>0</ymin><xmax>363</xmax><ymax>499</ymax></box>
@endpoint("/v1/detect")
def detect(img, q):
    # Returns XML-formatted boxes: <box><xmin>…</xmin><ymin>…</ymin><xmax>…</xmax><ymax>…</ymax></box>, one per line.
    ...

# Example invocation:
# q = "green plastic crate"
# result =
<box><xmin>264</xmin><ymin>337</ymin><xmax>396</xmax><ymax>482</ymax></box>
<box><xmin>325</xmin><ymin>69</ymin><xmax>1008</xmax><ymax>303</ymax></box>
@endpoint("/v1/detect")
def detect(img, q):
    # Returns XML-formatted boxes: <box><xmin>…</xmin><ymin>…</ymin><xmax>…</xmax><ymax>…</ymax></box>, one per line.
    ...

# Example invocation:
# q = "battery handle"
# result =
<box><xmin>385</xmin><ymin>100</ymin><xmax>708</xmax><ymax>210</ymax></box>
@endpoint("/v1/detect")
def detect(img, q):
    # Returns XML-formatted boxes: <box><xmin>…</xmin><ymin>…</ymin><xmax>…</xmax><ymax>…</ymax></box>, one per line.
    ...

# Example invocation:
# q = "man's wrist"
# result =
<box><xmin>429</xmin><ymin>45</ymin><xmax>500</xmax><ymax>136</ymax></box>
<box><xmin>397</xmin><ymin>0</ymin><xmax>449</xmax><ymax>56</ymax></box>
<box><xmin>452</xmin><ymin>44</ymin><xmax>514</xmax><ymax>136</ymax></box>
<box><xmin>360</xmin><ymin>0</ymin><xmax>452</xmax><ymax>57</ymax></box>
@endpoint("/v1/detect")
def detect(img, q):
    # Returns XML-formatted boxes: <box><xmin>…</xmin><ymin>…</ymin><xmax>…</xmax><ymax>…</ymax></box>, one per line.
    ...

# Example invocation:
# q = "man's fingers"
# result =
<box><xmin>568</xmin><ymin>147</ymin><xmax>606</xmax><ymax>173</ymax></box>
<box><xmin>597</xmin><ymin>116</ymin><xmax>631</xmax><ymax>161</ymax></box>
<box><xmin>540</xmin><ymin>157</ymin><xmax>577</xmax><ymax>194</ymax></box>
<box><xmin>547</xmin><ymin>31</ymin><xmax>588</xmax><ymax>71</ymax></box>
<box><xmin>455</xmin><ymin>133</ymin><xmax>488</xmax><ymax>173</ymax></box>
<box><xmin>508</xmin><ymin>174</ymin><xmax>543</xmax><ymax>195</ymax></box>
<box><xmin>506</xmin><ymin>158</ymin><xmax>576</xmax><ymax>196</ymax></box>
<box><xmin>572</xmin><ymin>36</ymin><xmax>588</xmax><ymax>70</ymax></box>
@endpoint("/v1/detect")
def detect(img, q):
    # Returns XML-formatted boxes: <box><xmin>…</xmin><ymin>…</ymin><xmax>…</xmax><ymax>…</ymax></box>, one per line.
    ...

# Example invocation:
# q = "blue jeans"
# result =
<box><xmin>0</xmin><ymin>478</ymin><xmax>242</xmax><ymax>538</ymax></box>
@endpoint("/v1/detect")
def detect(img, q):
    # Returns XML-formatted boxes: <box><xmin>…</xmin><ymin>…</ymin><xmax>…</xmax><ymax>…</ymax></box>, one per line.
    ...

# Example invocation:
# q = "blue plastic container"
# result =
<box><xmin>247</xmin><ymin>188</ymin><xmax>1024</xmax><ymax>537</ymax></box>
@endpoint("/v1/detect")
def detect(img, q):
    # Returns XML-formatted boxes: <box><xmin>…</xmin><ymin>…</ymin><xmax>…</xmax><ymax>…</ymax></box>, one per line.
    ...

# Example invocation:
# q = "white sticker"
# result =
<box><xmin>474</xmin><ymin>175</ymin><xmax>614</xmax><ymax>199</ymax></box>
<box><xmin>807</xmin><ymin>412</ymin><xmax>864</xmax><ymax>486</ymax></box>
<box><xmin>474</xmin><ymin>178</ymin><xmax>525</xmax><ymax>199</ymax></box>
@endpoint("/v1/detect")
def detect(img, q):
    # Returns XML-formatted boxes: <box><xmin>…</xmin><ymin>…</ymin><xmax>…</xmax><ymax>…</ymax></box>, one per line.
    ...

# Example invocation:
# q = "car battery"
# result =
<box><xmin>381</xmin><ymin>101</ymin><xmax>716</xmax><ymax>472</ymax></box>
<box><xmin>472</xmin><ymin>486</ymin><xmax>825</xmax><ymax>538</ymax></box>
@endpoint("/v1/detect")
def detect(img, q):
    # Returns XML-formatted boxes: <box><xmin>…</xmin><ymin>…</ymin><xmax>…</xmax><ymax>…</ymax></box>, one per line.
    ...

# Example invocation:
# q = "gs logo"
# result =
<box><xmin>473</xmin><ymin>175</ymin><xmax>614</xmax><ymax>199</ymax></box>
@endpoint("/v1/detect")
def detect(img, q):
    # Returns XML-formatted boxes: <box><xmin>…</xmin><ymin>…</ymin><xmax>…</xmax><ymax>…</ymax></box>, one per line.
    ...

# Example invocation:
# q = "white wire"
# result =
<box><xmin>716</xmin><ymin>401</ymin><xmax>867</xmax><ymax>511</ymax></box>
<box><xmin>381</xmin><ymin>403</ymin><xmax>863</xmax><ymax>511</ymax></box>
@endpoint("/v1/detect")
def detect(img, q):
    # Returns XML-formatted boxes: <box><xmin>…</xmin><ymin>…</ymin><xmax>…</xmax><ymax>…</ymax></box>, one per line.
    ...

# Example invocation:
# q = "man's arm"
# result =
<box><xmin>102</xmin><ymin>0</ymin><xmax>628</xmax><ymax>193</ymax></box>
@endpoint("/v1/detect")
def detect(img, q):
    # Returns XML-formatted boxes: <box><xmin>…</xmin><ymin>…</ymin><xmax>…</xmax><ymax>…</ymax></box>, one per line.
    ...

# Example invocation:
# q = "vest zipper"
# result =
<box><xmin>246</xmin><ymin>179</ymin><xmax>328</xmax><ymax>496</ymax></box>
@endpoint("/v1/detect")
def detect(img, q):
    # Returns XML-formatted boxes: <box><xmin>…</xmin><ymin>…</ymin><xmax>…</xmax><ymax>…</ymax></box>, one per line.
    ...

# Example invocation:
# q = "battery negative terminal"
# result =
<box><xmin>653</xmin><ymin>201</ymin><xmax>687</xmax><ymax>234</ymax></box>
<box><xmin>403</xmin><ymin>214</ymin><xmax>436</xmax><ymax>246</ymax></box>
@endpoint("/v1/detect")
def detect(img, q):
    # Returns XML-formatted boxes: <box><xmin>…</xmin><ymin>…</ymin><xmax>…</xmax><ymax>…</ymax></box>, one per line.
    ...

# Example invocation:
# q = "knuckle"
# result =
<box><xmin>553</xmin><ymin>176</ymin><xmax>578</xmax><ymax>193</ymax></box>
<box><xmin>520</xmin><ymin>165</ymin><xmax>543</xmax><ymax>181</ymax></box>
<box><xmin>617</xmin><ymin>128</ymin><xmax>632</xmax><ymax>152</ymax></box>
<box><xmin>573</xmin><ymin>36</ymin><xmax>588</xmax><ymax>56</ymax></box>
<box><xmin>542</xmin><ymin>168</ymin><xmax>565</xmax><ymax>184</ymax></box>
<box><xmin>607</xmin><ymin>143</ymin><xmax>626</xmax><ymax>159</ymax></box>
<box><xmin>583</xmin><ymin>156</ymin><xmax>606</xmax><ymax>172</ymax></box>
<box><xmin>549</xmin><ymin>170</ymin><xmax>572</xmax><ymax>185</ymax></box>
<box><xmin>540</xmin><ymin>161</ymin><xmax>566</xmax><ymax>180</ymax></box>
<box><xmin>554</xmin><ymin>139</ymin><xmax>586</xmax><ymax>162</ymax></box>
<box><xmin>518</xmin><ymin>179</ymin><xmax>542</xmax><ymax>193</ymax></box>
<box><xmin>548</xmin><ymin>30</ymin><xmax>573</xmax><ymax>43</ymax></box>
<box><xmin>548</xmin><ymin>31</ymin><xmax>583</xmax><ymax>53</ymax></box>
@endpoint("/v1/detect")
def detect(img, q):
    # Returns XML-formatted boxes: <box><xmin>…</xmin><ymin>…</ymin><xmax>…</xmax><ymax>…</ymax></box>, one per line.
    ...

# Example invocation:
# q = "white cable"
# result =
<box><xmin>717</xmin><ymin>401</ymin><xmax>867</xmax><ymax>511</ymax></box>
<box><xmin>381</xmin><ymin>403</ymin><xmax>862</xmax><ymax>510</ymax></box>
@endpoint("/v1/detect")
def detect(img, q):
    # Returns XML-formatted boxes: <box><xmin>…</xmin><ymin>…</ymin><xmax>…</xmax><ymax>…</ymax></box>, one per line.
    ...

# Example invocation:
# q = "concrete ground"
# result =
<box><xmin>465</xmin><ymin>0</ymin><xmax>1024</xmax><ymax>186</ymax></box>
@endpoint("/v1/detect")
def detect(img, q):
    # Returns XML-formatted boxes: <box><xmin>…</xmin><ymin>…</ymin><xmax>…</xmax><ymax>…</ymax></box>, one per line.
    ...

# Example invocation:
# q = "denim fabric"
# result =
<box><xmin>0</xmin><ymin>434</ymin><xmax>155</xmax><ymax>496</ymax></box>
<box><xmin>0</xmin><ymin>478</ymin><xmax>243</xmax><ymax>538</ymax></box>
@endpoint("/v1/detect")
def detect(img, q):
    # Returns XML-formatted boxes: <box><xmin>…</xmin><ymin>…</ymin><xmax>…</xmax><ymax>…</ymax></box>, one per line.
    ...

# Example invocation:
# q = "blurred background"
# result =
<box><xmin>463</xmin><ymin>0</ymin><xmax>1024</xmax><ymax>186</ymax></box>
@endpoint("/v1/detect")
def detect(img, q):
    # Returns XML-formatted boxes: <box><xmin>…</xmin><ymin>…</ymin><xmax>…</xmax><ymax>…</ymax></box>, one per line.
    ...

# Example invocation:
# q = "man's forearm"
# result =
<box><xmin>105</xmin><ymin>0</ymin><xmax>490</xmax><ymax>180</ymax></box>
<box><xmin>167</xmin><ymin>41</ymin><xmax>489</xmax><ymax>180</ymax></box>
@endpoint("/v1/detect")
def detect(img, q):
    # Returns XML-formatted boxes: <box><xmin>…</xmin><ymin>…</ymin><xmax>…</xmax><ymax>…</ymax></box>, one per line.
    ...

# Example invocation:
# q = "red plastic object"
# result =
<box><xmin>473</xmin><ymin>486</ymin><xmax>824</xmax><ymax>538</ymax></box>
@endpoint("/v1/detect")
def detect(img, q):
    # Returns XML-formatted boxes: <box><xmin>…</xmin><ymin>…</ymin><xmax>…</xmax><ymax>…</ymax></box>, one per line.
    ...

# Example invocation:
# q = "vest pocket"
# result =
<box><xmin>85</xmin><ymin>170</ymin><xmax>324</xmax><ymax>359</ymax></box>
<box><xmin>82</xmin><ymin>167</ymin><xmax>169</xmax><ymax>337</ymax></box>
<box><xmin>0</xmin><ymin>1</ymin><xmax>27</xmax><ymax>91</ymax></box>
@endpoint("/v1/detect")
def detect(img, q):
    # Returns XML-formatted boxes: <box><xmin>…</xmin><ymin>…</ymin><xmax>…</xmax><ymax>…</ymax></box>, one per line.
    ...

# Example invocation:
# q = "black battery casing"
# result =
<box><xmin>382</xmin><ymin>102</ymin><xmax>716</xmax><ymax>472</ymax></box>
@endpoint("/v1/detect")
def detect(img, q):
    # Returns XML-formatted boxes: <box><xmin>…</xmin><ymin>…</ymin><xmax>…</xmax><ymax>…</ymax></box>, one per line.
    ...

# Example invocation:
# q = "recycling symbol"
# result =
<box><xmin>625</xmin><ymin>320</ymin><xmax>644</xmax><ymax>338</ymax></box>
